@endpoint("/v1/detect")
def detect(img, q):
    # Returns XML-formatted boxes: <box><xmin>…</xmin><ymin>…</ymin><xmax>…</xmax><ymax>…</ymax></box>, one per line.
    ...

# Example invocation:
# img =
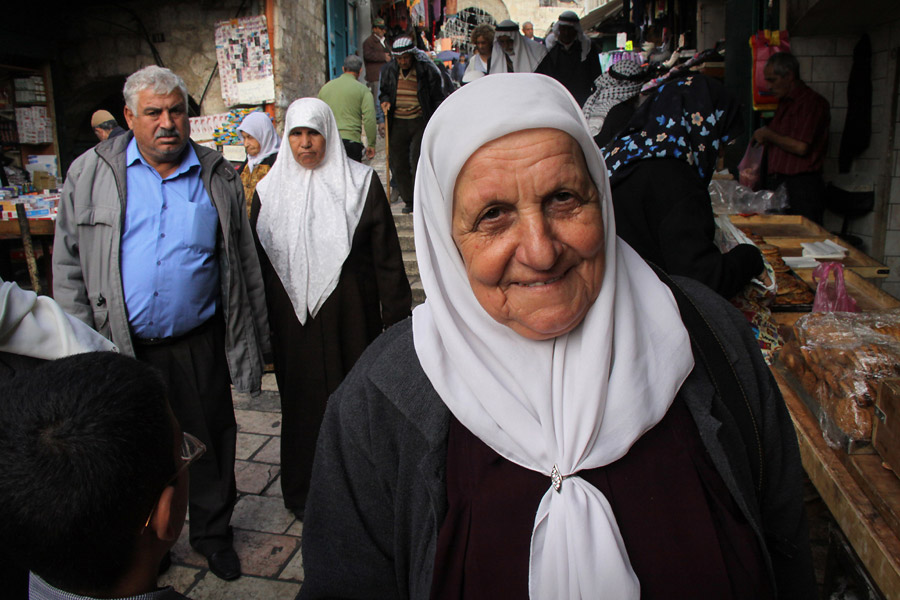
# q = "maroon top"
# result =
<box><xmin>431</xmin><ymin>398</ymin><xmax>773</xmax><ymax>600</ymax></box>
<box><xmin>767</xmin><ymin>82</ymin><xmax>830</xmax><ymax>176</ymax></box>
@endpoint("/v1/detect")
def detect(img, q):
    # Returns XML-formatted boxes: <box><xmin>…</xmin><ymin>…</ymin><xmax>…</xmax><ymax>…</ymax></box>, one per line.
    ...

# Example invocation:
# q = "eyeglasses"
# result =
<box><xmin>143</xmin><ymin>431</ymin><xmax>207</xmax><ymax>530</ymax></box>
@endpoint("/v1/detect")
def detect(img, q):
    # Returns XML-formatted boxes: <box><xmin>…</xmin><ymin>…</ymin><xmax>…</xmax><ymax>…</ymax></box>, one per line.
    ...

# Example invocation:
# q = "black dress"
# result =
<box><xmin>250</xmin><ymin>172</ymin><xmax>412</xmax><ymax>513</ymax></box>
<box><xmin>611</xmin><ymin>159</ymin><xmax>763</xmax><ymax>299</ymax></box>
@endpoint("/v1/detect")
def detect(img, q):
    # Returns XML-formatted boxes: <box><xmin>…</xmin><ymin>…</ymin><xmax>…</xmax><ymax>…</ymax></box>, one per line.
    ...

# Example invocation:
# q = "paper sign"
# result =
<box><xmin>625</xmin><ymin>40</ymin><xmax>633</xmax><ymax>51</ymax></box>
<box><xmin>222</xmin><ymin>145</ymin><xmax>247</xmax><ymax>162</ymax></box>
<box><xmin>617</xmin><ymin>32</ymin><xmax>627</xmax><ymax>49</ymax></box>
<box><xmin>236</xmin><ymin>78</ymin><xmax>275</xmax><ymax>105</ymax></box>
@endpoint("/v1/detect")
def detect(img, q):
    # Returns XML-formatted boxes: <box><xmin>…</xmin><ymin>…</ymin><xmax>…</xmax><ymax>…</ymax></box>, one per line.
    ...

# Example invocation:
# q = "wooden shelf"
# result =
<box><xmin>775</xmin><ymin>369</ymin><xmax>900</xmax><ymax>598</ymax></box>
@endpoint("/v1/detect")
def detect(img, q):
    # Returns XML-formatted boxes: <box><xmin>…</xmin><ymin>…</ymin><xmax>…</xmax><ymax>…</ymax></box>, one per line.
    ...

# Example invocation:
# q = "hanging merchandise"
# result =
<box><xmin>750</xmin><ymin>30</ymin><xmax>790</xmax><ymax>111</ymax></box>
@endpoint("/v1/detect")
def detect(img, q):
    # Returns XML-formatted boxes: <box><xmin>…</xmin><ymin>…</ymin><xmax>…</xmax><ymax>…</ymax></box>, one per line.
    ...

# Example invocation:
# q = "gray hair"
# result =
<box><xmin>343</xmin><ymin>55</ymin><xmax>363</xmax><ymax>73</ymax></box>
<box><xmin>123</xmin><ymin>65</ymin><xmax>189</xmax><ymax>112</ymax></box>
<box><xmin>766</xmin><ymin>52</ymin><xmax>800</xmax><ymax>80</ymax></box>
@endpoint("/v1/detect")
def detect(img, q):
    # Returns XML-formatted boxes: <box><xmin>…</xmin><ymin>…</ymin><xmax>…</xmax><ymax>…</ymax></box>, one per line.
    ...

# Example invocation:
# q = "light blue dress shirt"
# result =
<box><xmin>121</xmin><ymin>137</ymin><xmax>220</xmax><ymax>339</ymax></box>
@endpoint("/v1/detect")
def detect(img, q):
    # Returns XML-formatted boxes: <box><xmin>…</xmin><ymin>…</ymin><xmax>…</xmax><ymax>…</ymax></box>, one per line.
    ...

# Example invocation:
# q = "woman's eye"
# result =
<box><xmin>482</xmin><ymin>207</ymin><xmax>502</xmax><ymax>221</ymax></box>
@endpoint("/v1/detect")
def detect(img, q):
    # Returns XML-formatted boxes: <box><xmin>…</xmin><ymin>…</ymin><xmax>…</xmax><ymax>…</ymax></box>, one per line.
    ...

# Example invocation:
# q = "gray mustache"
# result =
<box><xmin>155</xmin><ymin>128</ymin><xmax>180</xmax><ymax>139</ymax></box>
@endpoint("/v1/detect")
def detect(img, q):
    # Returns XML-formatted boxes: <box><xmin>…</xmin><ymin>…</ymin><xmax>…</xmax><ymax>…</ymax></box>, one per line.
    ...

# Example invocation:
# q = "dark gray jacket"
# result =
<box><xmin>52</xmin><ymin>132</ymin><xmax>271</xmax><ymax>394</ymax></box>
<box><xmin>299</xmin><ymin>277</ymin><xmax>815</xmax><ymax>599</ymax></box>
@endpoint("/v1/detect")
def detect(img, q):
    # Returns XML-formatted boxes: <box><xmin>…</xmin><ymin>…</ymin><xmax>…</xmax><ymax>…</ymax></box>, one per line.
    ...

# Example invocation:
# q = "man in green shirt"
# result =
<box><xmin>318</xmin><ymin>55</ymin><xmax>377</xmax><ymax>162</ymax></box>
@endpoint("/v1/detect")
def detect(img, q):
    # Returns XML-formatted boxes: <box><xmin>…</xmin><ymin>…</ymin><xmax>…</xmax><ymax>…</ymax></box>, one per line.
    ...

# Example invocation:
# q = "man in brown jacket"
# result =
<box><xmin>363</xmin><ymin>17</ymin><xmax>391</xmax><ymax>128</ymax></box>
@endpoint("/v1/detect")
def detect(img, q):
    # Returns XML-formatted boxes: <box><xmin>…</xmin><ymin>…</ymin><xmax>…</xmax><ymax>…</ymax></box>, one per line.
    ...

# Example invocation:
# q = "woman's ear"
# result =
<box><xmin>150</xmin><ymin>486</ymin><xmax>180</xmax><ymax>542</ymax></box>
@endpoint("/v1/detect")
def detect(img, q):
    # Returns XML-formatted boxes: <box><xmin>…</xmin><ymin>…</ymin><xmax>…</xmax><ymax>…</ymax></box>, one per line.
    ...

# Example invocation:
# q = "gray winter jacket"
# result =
<box><xmin>52</xmin><ymin>132</ymin><xmax>271</xmax><ymax>394</ymax></box>
<box><xmin>299</xmin><ymin>277</ymin><xmax>815</xmax><ymax>599</ymax></box>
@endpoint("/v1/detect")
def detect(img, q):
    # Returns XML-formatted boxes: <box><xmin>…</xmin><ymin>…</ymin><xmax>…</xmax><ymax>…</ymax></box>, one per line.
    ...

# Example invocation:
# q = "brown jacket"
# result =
<box><xmin>363</xmin><ymin>33</ymin><xmax>390</xmax><ymax>83</ymax></box>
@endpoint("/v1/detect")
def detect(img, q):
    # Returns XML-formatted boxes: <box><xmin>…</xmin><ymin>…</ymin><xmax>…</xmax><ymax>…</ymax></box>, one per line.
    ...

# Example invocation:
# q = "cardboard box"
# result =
<box><xmin>874</xmin><ymin>379</ymin><xmax>900</xmax><ymax>477</ymax></box>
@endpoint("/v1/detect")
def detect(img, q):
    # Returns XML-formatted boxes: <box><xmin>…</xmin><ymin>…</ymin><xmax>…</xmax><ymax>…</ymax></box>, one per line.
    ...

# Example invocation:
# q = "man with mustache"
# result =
<box><xmin>53</xmin><ymin>65</ymin><xmax>271</xmax><ymax>583</ymax></box>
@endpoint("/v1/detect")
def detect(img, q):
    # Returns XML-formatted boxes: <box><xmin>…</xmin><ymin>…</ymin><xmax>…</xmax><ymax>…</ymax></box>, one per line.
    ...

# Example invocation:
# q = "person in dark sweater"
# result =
<box><xmin>604</xmin><ymin>73</ymin><xmax>764</xmax><ymax>299</ymax></box>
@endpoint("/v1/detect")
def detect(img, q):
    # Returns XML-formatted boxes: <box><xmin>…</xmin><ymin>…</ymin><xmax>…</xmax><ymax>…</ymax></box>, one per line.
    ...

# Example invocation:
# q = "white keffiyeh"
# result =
<box><xmin>255</xmin><ymin>98</ymin><xmax>373</xmax><ymax>324</ymax></box>
<box><xmin>411</xmin><ymin>73</ymin><xmax>694</xmax><ymax>599</ymax></box>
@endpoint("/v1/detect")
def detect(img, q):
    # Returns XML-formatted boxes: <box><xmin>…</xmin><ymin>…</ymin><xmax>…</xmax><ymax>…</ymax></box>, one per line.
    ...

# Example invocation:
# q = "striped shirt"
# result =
<box><xmin>766</xmin><ymin>82</ymin><xmax>830</xmax><ymax>176</ymax></box>
<box><xmin>395</xmin><ymin>68</ymin><xmax>423</xmax><ymax>119</ymax></box>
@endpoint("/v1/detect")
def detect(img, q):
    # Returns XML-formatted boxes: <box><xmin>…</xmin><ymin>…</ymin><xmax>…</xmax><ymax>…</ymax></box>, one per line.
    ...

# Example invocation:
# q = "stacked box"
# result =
<box><xmin>13</xmin><ymin>75</ymin><xmax>47</xmax><ymax>103</ymax></box>
<box><xmin>15</xmin><ymin>106</ymin><xmax>53</xmax><ymax>144</ymax></box>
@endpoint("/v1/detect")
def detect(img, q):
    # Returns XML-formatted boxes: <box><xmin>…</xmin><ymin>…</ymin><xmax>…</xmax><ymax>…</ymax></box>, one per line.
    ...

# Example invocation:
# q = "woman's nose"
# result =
<box><xmin>515</xmin><ymin>217</ymin><xmax>560</xmax><ymax>270</ymax></box>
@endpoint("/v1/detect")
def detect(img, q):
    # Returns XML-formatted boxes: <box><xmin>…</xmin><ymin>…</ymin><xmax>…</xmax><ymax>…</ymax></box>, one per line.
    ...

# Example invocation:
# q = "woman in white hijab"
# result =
<box><xmin>249</xmin><ymin>98</ymin><xmax>411</xmax><ymax>519</ymax></box>
<box><xmin>237</xmin><ymin>111</ymin><xmax>280</xmax><ymax>215</ymax></box>
<box><xmin>299</xmin><ymin>75</ymin><xmax>814</xmax><ymax>600</ymax></box>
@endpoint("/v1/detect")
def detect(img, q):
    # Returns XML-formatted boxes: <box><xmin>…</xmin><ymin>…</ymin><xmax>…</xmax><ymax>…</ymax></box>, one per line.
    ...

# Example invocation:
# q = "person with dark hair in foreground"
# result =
<box><xmin>0</xmin><ymin>352</ymin><xmax>199</xmax><ymax>599</ymax></box>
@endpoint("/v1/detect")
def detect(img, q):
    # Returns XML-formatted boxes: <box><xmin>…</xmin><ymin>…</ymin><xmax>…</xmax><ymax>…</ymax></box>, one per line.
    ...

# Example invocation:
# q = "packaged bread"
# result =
<box><xmin>777</xmin><ymin>310</ymin><xmax>900</xmax><ymax>446</ymax></box>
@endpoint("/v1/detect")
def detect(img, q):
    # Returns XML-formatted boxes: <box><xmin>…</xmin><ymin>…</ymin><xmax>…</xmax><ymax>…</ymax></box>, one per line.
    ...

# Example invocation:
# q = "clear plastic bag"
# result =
<box><xmin>709</xmin><ymin>180</ymin><xmax>788</xmax><ymax>215</ymax></box>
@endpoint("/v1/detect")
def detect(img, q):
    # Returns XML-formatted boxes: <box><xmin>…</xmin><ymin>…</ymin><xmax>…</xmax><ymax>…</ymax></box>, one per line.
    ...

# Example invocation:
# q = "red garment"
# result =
<box><xmin>766</xmin><ymin>82</ymin><xmax>830</xmax><ymax>176</ymax></box>
<box><xmin>431</xmin><ymin>398</ymin><xmax>772</xmax><ymax>600</ymax></box>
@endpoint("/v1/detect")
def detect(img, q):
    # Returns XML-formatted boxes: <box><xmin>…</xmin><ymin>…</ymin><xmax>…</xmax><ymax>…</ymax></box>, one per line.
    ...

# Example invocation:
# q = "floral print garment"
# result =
<box><xmin>603</xmin><ymin>73</ymin><xmax>743</xmax><ymax>186</ymax></box>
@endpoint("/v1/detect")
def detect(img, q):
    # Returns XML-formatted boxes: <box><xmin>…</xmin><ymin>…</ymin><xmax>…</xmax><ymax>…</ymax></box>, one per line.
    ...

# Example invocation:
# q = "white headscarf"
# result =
<box><xmin>255</xmin><ymin>98</ymin><xmax>373</xmax><ymax>325</ymax></box>
<box><xmin>0</xmin><ymin>279</ymin><xmax>117</xmax><ymax>358</ymax></box>
<box><xmin>490</xmin><ymin>21</ymin><xmax>548</xmax><ymax>74</ymax></box>
<box><xmin>237</xmin><ymin>111</ymin><xmax>280</xmax><ymax>173</ymax></box>
<box><xmin>411</xmin><ymin>73</ymin><xmax>694</xmax><ymax>599</ymax></box>
<box><xmin>545</xmin><ymin>12</ymin><xmax>592</xmax><ymax>62</ymax></box>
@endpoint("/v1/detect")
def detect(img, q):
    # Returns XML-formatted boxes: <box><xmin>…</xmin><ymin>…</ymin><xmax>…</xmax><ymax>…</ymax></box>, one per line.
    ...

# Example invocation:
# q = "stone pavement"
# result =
<box><xmin>159</xmin><ymin>373</ymin><xmax>303</xmax><ymax>599</ymax></box>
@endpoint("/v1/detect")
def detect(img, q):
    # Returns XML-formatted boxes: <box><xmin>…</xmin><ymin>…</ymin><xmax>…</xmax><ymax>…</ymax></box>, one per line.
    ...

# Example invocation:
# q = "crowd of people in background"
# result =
<box><xmin>0</xmin><ymin>8</ymin><xmax>834</xmax><ymax>598</ymax></box>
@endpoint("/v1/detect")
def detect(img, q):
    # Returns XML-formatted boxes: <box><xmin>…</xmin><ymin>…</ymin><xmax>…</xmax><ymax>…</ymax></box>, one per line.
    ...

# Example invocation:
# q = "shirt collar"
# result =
<box><xmin>126</xmin><ymin>136</ymin><xmax>199</xmax><ymax>179</ymax></box>
<box><xmin>29</xmin><ymin>572</ymin><xmax>179</xmax><ymax>600</ymax></box>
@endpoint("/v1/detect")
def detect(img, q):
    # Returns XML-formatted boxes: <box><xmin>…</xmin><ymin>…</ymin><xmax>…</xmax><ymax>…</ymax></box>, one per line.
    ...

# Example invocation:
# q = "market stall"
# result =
<box><xmin>729</xmin><ymin>213</ymin><xmax>900</xmax><ymax>598</ymax></box>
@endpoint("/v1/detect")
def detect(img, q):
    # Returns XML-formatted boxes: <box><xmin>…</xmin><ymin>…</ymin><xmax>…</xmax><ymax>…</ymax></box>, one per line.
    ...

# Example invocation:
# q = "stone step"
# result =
<box><xmin>402</xmin><ymin>252</ymin><xmax>418</xmax><ymax>277</ymax></box>
<box><xmin>398</xmin><ymin>233</ymin><xmax>416</xmax><ymax>252</ymax></box>
<box><xmin>411</xmin><ymin>278</ymin><xmax>426</xmax><ymax>306</ymax></box>
<box><xmin>393</xmin><ymin>212</ymin><xmax>414</xmax><ymax>229</ymax></box>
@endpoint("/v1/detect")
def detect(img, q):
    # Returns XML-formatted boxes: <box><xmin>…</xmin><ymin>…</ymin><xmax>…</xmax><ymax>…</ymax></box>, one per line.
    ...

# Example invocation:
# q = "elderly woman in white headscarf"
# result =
<box><xmin>298</xmin><ymin>74</ymin><xmax>815</xmax><ymax>600</ymax></box>
<box><xmin>236</xmin><ymin>111</ymin><xmax>280</xmax><ymax>215</ymax></box>
<box><xmin>249</xmin><ymin>98</ymin><xmax>411</xmax><ymax>520</ymax></box>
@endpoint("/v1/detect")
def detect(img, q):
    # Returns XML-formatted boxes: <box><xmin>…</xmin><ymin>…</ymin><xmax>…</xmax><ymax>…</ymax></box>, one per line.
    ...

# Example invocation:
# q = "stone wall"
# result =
<box><xmin>791</xmin><ymin>20</ymin><xmax>900</xmax><ymax>298</ymax></box>
<box><xmin>272</xmin><ymin>0</ymin><xmax>328</xmax><ymax>126</ymax></box>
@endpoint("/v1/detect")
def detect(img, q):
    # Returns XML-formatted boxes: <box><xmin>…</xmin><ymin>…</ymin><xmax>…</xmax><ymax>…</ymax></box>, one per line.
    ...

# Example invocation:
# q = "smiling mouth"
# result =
<box><xmin>517</xmin><ymin>274</ymin><xmax>564</xmax><ymax>287</ymax></box>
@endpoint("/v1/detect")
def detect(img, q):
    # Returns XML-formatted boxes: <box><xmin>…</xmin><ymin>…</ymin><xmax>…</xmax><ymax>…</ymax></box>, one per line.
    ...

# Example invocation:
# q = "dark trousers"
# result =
<box><xmin>342</xmin><ymin>139</ymin><xmax>364</xmax><ymax>162</ymax></box>
<box><xmin>134</xmin><ymin>314</ymin><xmax>236</xmax><ymax>556</ymax></box>
<box><xmin>389</xmin><ymin>116</ymin><xmax>425</xmax><ymax>207</ymax></box>
<box><xmin>768</xmin><ymin>171</ymin><xmax>826</xmax><ymax>225</ymax></box>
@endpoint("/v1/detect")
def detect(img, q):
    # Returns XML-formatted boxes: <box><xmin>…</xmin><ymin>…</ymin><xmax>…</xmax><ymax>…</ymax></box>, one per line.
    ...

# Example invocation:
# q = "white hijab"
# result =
<box><xmin>237</xmin><ymin>111</ymin><xmax>280</xmax><ymax>173</ymax></box>
<box><xmin>490</xmin><ymin>26</ymin><xmax>548</xmax><ymax>74</ymax></box>
<box><xmin>411</xmin><ymin>73</ymin><xmax>694</xmax><ymax>599</ymax></box>
<box><xmin>255</xmin><ymin>98</ymin><xmax>373</xmax><ymax>325</ymax></box>
<box><xmin>0</xmin><ymin>279</ymin><xmax>117</xmax><ymax>358</ymax></box>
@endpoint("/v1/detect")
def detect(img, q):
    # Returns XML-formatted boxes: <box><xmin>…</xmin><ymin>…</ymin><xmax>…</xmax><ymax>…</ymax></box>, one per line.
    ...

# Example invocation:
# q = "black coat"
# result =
<box><xmin>534</xmin><ymin>42</ymin><xmax>602</xmax><ymax>106</ymax></box>
<box><xmin>611</xmin><ymin>158</ymin><xmax>763</xmax><ymax>299</ymax></box>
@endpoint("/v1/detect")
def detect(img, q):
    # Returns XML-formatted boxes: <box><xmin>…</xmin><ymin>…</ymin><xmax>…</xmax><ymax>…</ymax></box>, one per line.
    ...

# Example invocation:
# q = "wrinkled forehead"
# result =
<box><xmin>422</xmin><ymin>75</ymin><xmax>607</xmax><ymax>206</ymax></box>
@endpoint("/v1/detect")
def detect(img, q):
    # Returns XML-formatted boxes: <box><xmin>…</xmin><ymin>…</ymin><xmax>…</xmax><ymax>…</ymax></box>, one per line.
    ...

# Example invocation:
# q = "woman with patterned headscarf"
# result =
<box><xmin>603</xmin><ymin>73</ymin><xmax>764</xmax><ymax>299</ymax></box>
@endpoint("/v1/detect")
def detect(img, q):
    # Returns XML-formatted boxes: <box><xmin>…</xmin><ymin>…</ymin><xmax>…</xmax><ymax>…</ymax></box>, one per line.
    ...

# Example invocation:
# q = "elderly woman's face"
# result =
<box><xmin>289</xmin><ymin>127</ymin><xmax>326</xmax><ymax>169</ymax></box>
<box><xmin>475</xmin><ymin>35</ymin><xmax>492</xmax><ymax>56</ymax></box>
<box><xmin>452</xmin><ymin>128</ymin><xmax>605</xmax><ymax>341</ymax></box>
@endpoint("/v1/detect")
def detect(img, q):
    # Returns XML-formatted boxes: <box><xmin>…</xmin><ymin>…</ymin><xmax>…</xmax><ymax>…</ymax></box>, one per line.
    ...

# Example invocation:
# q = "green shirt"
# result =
<box><xmin>318</xmin><ymin>72</ymin><xmax>377</xmax><ymax>147</ymax></box>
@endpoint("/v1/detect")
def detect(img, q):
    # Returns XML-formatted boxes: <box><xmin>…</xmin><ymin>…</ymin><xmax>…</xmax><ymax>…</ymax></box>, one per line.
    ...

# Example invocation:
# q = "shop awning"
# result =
<box><xmin>580</xmin><ymin>0</ymin><xmax>623</xmax><ymax>32</ymax></box>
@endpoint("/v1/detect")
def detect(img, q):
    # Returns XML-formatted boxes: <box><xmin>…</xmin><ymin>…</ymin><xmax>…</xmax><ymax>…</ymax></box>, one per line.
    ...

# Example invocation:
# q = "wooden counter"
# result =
<box><xmin>773</xmin><ymin>270</ymin><xmax>900</xmax><ymax>327</ymax></box>
<box><xmin>729</xmin><ymin>214</ymin><xmax>890</xmax><ymax>279</ymax></box>
<box><xmin>775</xmin><ymin>369</ymin><xmax>900</xmax><ymax>598</ymax></box>
<box><xmin>0</xmin><ymin>219</ymin><xmax>55</xmax><ymax>238</ymax></box>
